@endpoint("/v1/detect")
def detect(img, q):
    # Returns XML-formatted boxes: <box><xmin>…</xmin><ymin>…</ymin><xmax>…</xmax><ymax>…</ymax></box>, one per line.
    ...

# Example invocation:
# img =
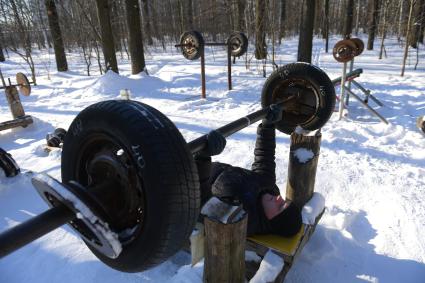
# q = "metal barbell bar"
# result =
<box><xmin>0</xmin><ymin>72</ymin><xmax>34</xmax><ymax>96</ymax></box>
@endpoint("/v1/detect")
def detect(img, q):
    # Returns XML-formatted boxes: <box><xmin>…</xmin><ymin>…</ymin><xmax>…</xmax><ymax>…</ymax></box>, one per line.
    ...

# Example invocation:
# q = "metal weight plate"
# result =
<box><xmin>261</xmin><ymin>63</ymin><xmax>336</xmax><ymax>134</ymax></box>
<box><xmin>350</xmin><ymin>38</ymin><xmax>364</xmax><ymax>57</ymax></box>
<box><xmin>32</xmin><ymin>173</ymin><xmax>122</xmax><ymax>259</ymax></box>
<box><xmin>227</xmin><ymin>32</ymin><xmax>248</xmax><ymax>57</ymax></box>
<box><xmin>179</xmin><ymin>31</ymin><xmax>204</xmax><ymax>61</ymax></box>
<box><xmin>333</xmin><ymin>39</ymin><xmax>357</xmax><ymax>63</ymax></box>
<box><xmin>16</xmin><ymin>73</ymin><xmax>31</xmax><ymax>96</ymax></box>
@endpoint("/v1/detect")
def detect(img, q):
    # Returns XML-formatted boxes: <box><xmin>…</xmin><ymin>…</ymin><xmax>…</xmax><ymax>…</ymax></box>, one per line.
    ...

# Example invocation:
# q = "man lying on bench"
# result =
<box><xmin>195</xmin><ymin>111</ymin><xmax>302</xmax><ymax>237</ymax></box>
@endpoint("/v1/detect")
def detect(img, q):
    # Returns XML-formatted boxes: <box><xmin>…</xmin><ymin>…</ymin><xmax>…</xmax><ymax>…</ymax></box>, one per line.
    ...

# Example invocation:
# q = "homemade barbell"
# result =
<box><xmin>0</xmin><ymin>72</ymin><xmax>34</xmax><ymax>131</ymax></box>
<box><xmin>175</xmin><ymin>31</ymin><xmax>248</xmax><ymax>98</ymax></box>
<box><xmin>0</xmin><ymin>72</ymin><xmax>34</xmax><ymax>96</ymax></box>
<box><xmin>333</xmin><ymin>38</ymin><xmax>364</xmax><ymax>119</ymax></box>
<box><xmin>0</xmin><ymin>63</ymin><xmax>336</xmax><ymax>273</ymax></box>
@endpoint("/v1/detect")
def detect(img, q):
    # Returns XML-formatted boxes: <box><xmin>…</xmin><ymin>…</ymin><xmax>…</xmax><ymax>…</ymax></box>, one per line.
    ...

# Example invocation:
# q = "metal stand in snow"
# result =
<box><xmin>332</xmin><ymin>69</ymin><xmax>387</xmax><ymax>124</ymax></box>
<box><xmin>175</xmin><ymin>31</ymin><xmax>248</xmax><ymax>98</ymax></box>
<box><xmin>332</xmin><ymin>38</ymin><xmax>388</xmax><ymax>124</ymax></box>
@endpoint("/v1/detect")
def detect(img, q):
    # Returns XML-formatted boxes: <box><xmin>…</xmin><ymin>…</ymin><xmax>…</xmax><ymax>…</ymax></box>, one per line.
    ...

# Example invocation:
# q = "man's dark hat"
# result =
<box><xmin>268</xmin><ymin>202</ymin><xmax>302</xmax><ymax>237</ymax></box>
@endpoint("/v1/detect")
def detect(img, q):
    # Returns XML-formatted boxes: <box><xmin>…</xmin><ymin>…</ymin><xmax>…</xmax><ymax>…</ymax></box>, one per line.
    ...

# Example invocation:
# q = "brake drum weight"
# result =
<box><xmin>333</xmin><ymin>39</ymin><xmax>356</xmax><ymax>120</ymax></box>
<box><xmin>177</xmin><ymin>31</ymin><xmax>248</xmax><ymax>97</ymax></box>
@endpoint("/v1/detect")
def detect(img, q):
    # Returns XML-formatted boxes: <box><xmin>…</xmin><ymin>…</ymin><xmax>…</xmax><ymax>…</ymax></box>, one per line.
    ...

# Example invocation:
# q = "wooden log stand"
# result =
<box><xmin>201</xmin><ymin>198</ymin><xmax>247</xmax><ymax>283</ymax></box>
<box><xmin>0</xmin><ymin>86</ymin><xmax>33</xmax><ymax>131</ymax></box>
<box><xmin>286</xmin><ymin>129</ymin><xmax>322</xmax><ymax>208</ymax></box>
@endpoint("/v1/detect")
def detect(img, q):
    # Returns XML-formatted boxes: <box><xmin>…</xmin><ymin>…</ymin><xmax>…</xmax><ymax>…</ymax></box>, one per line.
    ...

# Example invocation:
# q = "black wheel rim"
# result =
<box><xmin>73</xmin><ymin>132</ymin><xmax>145</xmax><ymax>245</ymax></box>
<box><xmin>272</xmin><ymin>78</ymin><xmax>320</xmax><ymax>126</ymax></box>
<box><xmin>182</xmin><ymin>34</ymin><xmax>199</xmax><ymax>57</ymax></box>
<box><xmin>230</xmin><ymin>37</ymin><xmax>242</xmax><ymax>54</ymax></box>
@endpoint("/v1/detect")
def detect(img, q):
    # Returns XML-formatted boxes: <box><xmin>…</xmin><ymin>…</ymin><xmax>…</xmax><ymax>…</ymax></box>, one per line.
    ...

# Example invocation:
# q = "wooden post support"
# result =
<box><xmin>203</xmin><ymin>201</ymin><xmax>247</xmax><ymax>283</ymax></box>
<box><xmin>285</xmin><ymin>130</ymin><xmax>322</xmax><ymax>209</ymax></box>
<box><xmin>5</xmin><ymin>86</ymin><xmax>26</xmax><ymax>118</ymax></box>
<box><xmin>201</xmin><ymin>49</ymin><xmax>206</xmax><ymax>99</ymax></box>
<box><xmin>227</xmin><ymin>43</ymin><xmax>232</xmax><ymax>91</ymax></box>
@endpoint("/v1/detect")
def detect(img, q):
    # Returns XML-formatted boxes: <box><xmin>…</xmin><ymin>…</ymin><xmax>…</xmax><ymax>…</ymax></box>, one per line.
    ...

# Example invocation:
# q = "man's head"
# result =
<box><xmin>261</xmin><ymin>193</ymin><xmax>302</xmax><ymax>237</ymax></box>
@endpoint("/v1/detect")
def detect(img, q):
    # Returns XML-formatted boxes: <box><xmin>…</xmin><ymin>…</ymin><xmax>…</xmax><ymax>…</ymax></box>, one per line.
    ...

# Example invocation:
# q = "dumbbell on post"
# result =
<box><xmin>0</xmin><ymin>72</ymin><xmax>34</xmax><ymax>97</ymax></box>
<box><xmin>0</xmin><ymin>72</ymin><xmax>34</xmax><ymax>131</ymax></box>
<box><xmin>175</xmin><ymin>31</ymin><xmax>248</xmax><ymax>97</ymax></box>
<box><xmin>0</xmin><ymin>63</ymin><xmax>336</xmax><ymax>272</ymax></box>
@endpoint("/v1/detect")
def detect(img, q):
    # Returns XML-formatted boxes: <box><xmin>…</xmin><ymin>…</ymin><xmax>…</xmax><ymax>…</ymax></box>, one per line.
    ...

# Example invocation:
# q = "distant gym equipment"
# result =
<box><xmin>46</xmin><ymin>128</ymin><xmax>67</xmax><ymax>148</ymax></box>
<box><xmin>0</xmin><ymin>148</ymin><xmax>20</xmax><ymax>178</ymax></box>
<box><xmin>0</xmin><ymin>63</ymin><xmax>335</xmax><ymax>274</ymax></box>
<box><xmin>176</xmin><ymin>30</ymin><xmax>248</xmax><ymax>98</ymax></box>
<box><xmin>0</xmin><ymin>70</ymin><xmax>34</xmax><ymax>131</ymax></box>
<box><xmin>332</xmin><ymin>38</ymin><xmax>388</xmax><ymax>124</ymax></box>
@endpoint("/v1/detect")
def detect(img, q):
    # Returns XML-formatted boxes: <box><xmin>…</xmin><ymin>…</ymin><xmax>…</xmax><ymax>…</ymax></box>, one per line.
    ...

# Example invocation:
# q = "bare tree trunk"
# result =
<box><xmin>187</xmin><ymin>0</ymin><xmax>194</xmax><ymax>30</ymax></box>
<box><xmin>297</xmin><ymin>0</ymin><xmax>315</xmax><ymax>62</ymax></box>
<box><xmin>45</xmin><ymin>0</ymin><xmax>68</xmax><ymax>72</ymax></box>
<box><xmin>324</xmin><ymin>0</ymin><xmax>330</xmax><ymax>53</ymax></box>
<box><xmin>255</xmin><ymin>0</ymin><xmax>267</xmax><ymax>59</ymax></box>
<box><xmin>344</xmin><ymin>0</ymin><xmax>355</xmax><ymax>38</ymax></box>
<box><xmin>397</xmin><ymin>0</ymin><xmax>405</xmax><ymax>41</ymax></box>
<box><xmin>141</xmin><ymin>0</ymin><xmax>153</xmax><ymax>45</ymax></box>
<box><xmin>125</xmin><ymin>0</ymin><xmax>146</xmax><ymax>74</ymax></box>
<box><xmin>379</xmin><ymin>1</ymin><xmax>389</xmax><ymax>59</ymax></box>
<box><xmin>409</xmin><ymin>0</ymin><xmax>424</xmax><ymax>48</ymax></box>
<box><xmin>419</xmin><ymin>0</ymin><xmax>425</xmax><ymax>43</ymax></box>
<box><xmin>279</xmin><ymin>0</ymin><xmax>286</xmax><ymax>44</ymax></box>
<box><xmin>367</xmin><ymin>0</ymin><xmax>380</xmax><ymax>50</ymax></box>
<box><xmin>401</xmin><ymin>0</ymin><xmax>415</xmax><ymax>76</ymax></box>
<box><xmin>237</xmin><ymin>0</ymin><xmax>246</xmax><ymax>31</ymax></box>
<box><xmin>95</xmin><ymin>0</ymin><xmax>119</xmax><ymax>73</ymax></box>
<box><xmin>355</xmin><ymin>0</ymin><xmax>361</xmax><ymax>35</ymax></box>
<box><xmin>0</xmin><ymin>32</ymin><xmax>4</xmax><ymax>61</ymax></box>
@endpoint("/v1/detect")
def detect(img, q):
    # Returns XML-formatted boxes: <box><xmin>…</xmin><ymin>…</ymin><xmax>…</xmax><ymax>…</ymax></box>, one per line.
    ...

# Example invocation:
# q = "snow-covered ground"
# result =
<box><xmin>1</xmin><ymin>36</ymin><xmax>425</xmax><ymax>283</ymax></box>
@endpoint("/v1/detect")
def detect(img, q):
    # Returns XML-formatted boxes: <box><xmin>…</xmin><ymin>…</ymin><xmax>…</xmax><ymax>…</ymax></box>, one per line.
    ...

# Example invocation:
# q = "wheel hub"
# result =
<box><xmin>272</xmin><ymin>78</ymin><xmax>319</xmax><ymax>126</ymax></box>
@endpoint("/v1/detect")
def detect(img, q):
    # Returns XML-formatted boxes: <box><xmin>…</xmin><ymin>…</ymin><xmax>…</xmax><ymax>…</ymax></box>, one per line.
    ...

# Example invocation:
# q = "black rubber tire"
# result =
<box><xmin>227</xmin><ymin>32</ymin><xmax>248</xmax><ymax>57</ymax></box>
<box><xmin>261</xmin><ymin>63</ymin><xmax>336</xmax><ymax>134</ymax></box>
<box><xmin>61</xmin><ymin>100</ymin><xmax>200</xmax><ymax>272</ymax></box>
<box><xmin>0</xmin><ymin>148</ymin><xmax>20</xmax><ymax>177</ymax></box>
<box><xmin>180</xmin><ymin>30</ymin><xmax>204</xmax><ymax>60</ymax></box>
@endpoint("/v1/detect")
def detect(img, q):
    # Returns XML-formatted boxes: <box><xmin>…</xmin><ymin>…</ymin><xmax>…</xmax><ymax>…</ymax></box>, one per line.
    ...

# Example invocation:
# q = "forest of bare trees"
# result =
<box><xmin>0</xmin><ymin>0</ymin><xmax>424</xmax><ymax>77</ymax></box>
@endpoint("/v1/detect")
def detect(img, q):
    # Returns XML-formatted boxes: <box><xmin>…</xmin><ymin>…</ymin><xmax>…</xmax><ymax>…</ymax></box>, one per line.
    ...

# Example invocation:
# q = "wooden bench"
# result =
<box><xmin>246</xmin><ymin>208</ymin><xmax>325</xmax><ymax>282</ymax></box>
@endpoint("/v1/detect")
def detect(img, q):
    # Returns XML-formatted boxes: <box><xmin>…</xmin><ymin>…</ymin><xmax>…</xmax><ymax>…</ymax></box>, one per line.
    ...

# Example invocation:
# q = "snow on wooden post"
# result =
<box><xmin>202</xmin><ymin>197</ymin><xmax>247</xmax><ymax>283</ymax></box>
<box><xmin>285</xmin><ymin>128</ymin><xmax>322</xmax><ymax>209</ymax></box>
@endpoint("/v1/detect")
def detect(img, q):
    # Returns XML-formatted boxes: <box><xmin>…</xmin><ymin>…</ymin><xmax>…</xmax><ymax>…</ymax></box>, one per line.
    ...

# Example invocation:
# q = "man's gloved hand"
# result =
<box><xmin>263</xmin><ymin>104</ymin><xmax>283</xmax><ymax>126</ymax></box>
<box><xmin>196</xmin><ymin>130</ymin><xmax>227</xmax><ymax>157</ymax></box>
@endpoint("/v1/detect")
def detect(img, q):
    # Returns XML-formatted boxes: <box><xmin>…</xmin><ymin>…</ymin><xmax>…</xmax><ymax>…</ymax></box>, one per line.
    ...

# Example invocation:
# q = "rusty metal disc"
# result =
<box><xmin>350</xmin><ymin>38</ymin><xmax>364</xmax><ymax>57</ymax></box>
<box><xmin>16</xmin><ymin>72</ymin><xmax>31</xmax><ymax>96</ymax></box>
<box><xmin>179</xmin><ymin>31</ymin><xmax>204</xmax><ymax>61</ymax></box>
<box><xmin>333</xmin><ymin>39</ymin><xmax>357</xmax><ymax>63</ymax></box>
<box><xmin>227</xmin><ymin>32</ymin><xmax>248</xmax><ymax>57</ymax></box>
